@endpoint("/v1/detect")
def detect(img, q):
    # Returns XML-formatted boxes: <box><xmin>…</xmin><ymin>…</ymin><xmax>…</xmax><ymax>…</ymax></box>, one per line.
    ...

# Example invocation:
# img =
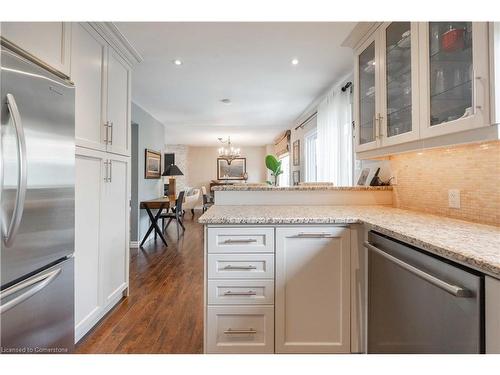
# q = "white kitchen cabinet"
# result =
<box><xmin>354</xmin><ymin>31</ymin><xmax>379</xmax><ymax>152</ymax></box>
<box><xmin>100</xmin><ymin>153</ymin><xmax>130</xmax><ymax>304</ymax></box>
<box><xmin>355</xmin><ymin>22</ymin><xmax>421</xmax><ymax>152</ymax></box>
<box><xmin>379</xmin><ymin>22</ymin><xmax>420</xmax><ymax>146</ymax></box>
<box><xmin>206</xmin><ymin>306</ymin><xmax>274</xmax><ymax>353</ymax></box>
<box><xmin>486</xmin><ymin>276</ymin><xmax>500</xmax><ymax>354</ymax></box>
<box><xmin>106</xmin><ymin>49</ymin><xmax>131</xmax><ymax>156</ymax></box>
<box><xmin>74</xmin><ymin>147</ymin><xmax>130</xmax><ymax>342</ymax></box>
<box><xmin>275</xmin><ymin>227</ymin><xmax>351</xmax><ymax>353</ymax></box>
<box><xmin>75</xmin><ymin>148</ymin><xmax>105</xmax><ymax>341</ymax></box>
<box><xmin>1</xmin><ymin>22</ymin><xmax>71</xmax><ymax>76</ymax></box>
<box><xmin>207</xmin><ymin>227</ymin><xmax>275</xmax><ymax>253</ymax></box>
<box><xmin>71</xmin><ymin>23</ymin><xmax>107</xmax><ymax>152</ymax></box>
<box><xmin>352</xmin><ymin>22</ymin><xmax>494</xmax><ymax>158</ymax></box>
<box><xmin>418</xmin><ymin>22</ymin><xmax>490</xmax><ymax>138</ymax></box>
<box><xmin>70</xmin><ymin>22</ymin><xmax>132</xmax><ymax>156</ymax></box>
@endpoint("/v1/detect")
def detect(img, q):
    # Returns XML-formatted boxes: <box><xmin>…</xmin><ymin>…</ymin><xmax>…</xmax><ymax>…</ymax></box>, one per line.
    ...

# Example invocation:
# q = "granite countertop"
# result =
<box><xmin>198</xmin><ymin>205</ymin><xmax>500</xmax><ymax>278</ymax></box>
<box><xmin>211</xmin><ymin>185</ymin><xmax>393</xmax><ymax>191</ymax></box>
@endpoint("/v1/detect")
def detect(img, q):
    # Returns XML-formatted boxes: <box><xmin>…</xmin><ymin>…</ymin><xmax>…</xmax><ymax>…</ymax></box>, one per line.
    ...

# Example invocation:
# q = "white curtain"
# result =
<box><xmin>316</xmin><ymin>88</ymin><xmax>353</xmax><ymax>185</ymax></box>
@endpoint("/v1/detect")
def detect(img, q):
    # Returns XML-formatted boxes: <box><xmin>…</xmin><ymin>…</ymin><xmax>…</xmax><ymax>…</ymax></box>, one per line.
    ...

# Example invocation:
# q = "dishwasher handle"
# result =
<box><xmin>364</xmin><ymin>241</ymin><xmax>471</xmax><ymax>298</ymax></box>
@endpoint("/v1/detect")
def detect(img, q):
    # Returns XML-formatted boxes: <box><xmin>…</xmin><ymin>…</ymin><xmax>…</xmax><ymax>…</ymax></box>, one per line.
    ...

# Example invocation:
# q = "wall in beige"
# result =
<box><xmin>187</xmin><ymin>146</ymin><xmax>268</xmax><ymax>193</ymax></box>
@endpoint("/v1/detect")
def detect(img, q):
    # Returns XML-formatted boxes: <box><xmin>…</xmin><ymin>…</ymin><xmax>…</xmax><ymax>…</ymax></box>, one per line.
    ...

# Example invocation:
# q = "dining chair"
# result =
<box><xmin>201</xmin><ymin>186</ymin><xmax>214</xmax><ymax>213</ymax></box>
<box><xmin>160</xmin><ymin>191</ymin><xmax>186</xmax><ymax>238</ymax></box>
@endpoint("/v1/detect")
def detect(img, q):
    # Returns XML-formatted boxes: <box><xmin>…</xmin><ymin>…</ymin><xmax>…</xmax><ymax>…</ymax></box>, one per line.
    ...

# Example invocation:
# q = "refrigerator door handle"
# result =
<box><xmin>3</xmin><ymin>93</ymin><xmax>28</xmax><ymax>248</ymax></box>
<box><xmin>0</xmin><ymin>267</ymin><xmax>61</xmax><ymax>314</ymax></box>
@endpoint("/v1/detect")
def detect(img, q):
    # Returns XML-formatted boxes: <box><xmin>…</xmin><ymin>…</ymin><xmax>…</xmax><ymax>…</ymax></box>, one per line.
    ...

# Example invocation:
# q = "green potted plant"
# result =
<box><xmin>265</xmin><ymin>154</ymin><xmax>283</xmax><ymax>186</ymax></box>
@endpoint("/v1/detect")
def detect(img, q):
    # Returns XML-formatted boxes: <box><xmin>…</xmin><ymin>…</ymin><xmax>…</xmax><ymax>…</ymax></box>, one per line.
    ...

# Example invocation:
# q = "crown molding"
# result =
<box><xmin>89</xmin><ymin>22</ymin><xmax>143</xmax><ymax>66</ymax></box>
<box><xmin>341</xmin><ymin>22</ymin><xmax>381</xmax><ymax>50</ymax></box>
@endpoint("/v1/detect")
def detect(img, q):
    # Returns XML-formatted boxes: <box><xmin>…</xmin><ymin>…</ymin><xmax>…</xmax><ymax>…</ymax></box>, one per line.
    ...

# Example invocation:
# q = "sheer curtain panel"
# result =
<box><xmin>316</xmin><ymin>88</ymin><xmax>353</xmax><ymax>185</ymax></box>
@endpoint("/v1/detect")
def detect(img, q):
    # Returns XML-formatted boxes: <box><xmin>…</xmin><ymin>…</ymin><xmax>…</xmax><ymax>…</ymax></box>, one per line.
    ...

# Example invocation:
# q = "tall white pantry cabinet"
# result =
<box><xmin>1</xmin><ymin>22</ymin><xmax>140</xmax><ymax>342</ymax></box>
<box><xmin>71</xmin><ymin>22</ymin><xmax>137</xmax><ymax>342</ymax></box>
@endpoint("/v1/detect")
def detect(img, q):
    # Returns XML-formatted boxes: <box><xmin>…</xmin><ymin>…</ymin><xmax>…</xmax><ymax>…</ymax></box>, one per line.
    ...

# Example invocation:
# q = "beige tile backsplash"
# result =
<box><xmin>389</xmin><ymin>140</ymin><xmax>500</xmax><ymax>226</ymax></box>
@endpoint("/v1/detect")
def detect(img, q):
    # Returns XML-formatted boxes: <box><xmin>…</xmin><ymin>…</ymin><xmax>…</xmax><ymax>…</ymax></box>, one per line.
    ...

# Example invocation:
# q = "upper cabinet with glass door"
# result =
<box><xmin>354</xmin><ymin>33</ymin><xmax>379</xmax><ymax>152</ymax></box>
<box><xmin>379</xmin><ymin>22</ymin><xmax>420</xmax><ymax>146</ymax></box>
<box><xmin>419</xmin><ymin>22</ymin><xmax>490</xmax><ymax>138</ymax></box>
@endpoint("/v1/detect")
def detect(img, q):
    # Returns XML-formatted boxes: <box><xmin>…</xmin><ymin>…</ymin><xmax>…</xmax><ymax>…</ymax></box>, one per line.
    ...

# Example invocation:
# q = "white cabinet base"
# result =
<box><xmin>206</xmin><ymin>306</ymin><xmax>274</xmax><ymax>353</ymax></box>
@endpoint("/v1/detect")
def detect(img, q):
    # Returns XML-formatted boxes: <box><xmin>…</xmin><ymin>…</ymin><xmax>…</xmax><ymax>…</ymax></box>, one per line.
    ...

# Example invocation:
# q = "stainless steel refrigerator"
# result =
<box><xmin>0</xmin><ymin>40</ymin><xmax>75</xmax><ymax>353</ymax></box>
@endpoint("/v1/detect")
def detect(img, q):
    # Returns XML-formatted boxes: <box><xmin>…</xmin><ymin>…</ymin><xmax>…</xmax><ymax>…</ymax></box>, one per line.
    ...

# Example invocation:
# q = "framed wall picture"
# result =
<box><xmin>217</xmin><ymin>158</ymin><xmax>246</xmax><ymax>180</ymax></box>
<box><xmin>145</xmin><ymin>149</ymin><xmax>162</xmax><ymax>179</ymax></box>
<box><xmin>292</xmin><ymin>139</ymin><xmax>300</xmax><ymax>166</ymax></box>
<box><xmin>292</xmin><ymin>170</ymin><xmax>300</xmax><ymax>186</ymax></box>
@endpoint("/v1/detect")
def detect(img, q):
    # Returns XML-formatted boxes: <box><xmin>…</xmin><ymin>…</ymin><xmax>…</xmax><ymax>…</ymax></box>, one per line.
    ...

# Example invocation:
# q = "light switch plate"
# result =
<box><xmin>448</xmin><ymin>189</ymin><xmax>461</xmax><ymax>209</ymax></box>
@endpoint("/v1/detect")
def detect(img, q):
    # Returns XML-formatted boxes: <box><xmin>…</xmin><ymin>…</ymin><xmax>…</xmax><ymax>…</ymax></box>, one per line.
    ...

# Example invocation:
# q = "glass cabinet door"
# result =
<box><xmin>428</xmin><ymin>22</ymin><xmax>473</xmax><ymax>126</ymax></box>
<box><xmin>384</xmin><ymin>22</ymin><xmax>414</xmax><ymax>138</ymax></box>
<box><xmin>358</xmin><ymin>41</ymin><xmax>377</xmax><ymax>146</ymax></box>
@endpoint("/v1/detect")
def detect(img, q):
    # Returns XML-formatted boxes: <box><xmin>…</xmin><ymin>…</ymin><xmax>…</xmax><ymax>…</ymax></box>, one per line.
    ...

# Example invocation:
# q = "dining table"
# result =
<box><xmin>139</xmin><ymin>197</ymin><xmax>173</xmax><ymax>248</ymax></box>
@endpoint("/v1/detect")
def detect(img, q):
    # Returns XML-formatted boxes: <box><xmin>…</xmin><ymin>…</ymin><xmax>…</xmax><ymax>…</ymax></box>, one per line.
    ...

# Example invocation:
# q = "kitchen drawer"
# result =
<box><xmin>208</xmin><ymin>279</ymin><xmax>274</xmax><ymax>305</ymax></box>
<box><xmin>208</xmin><ymin>253</ymin><xmax>274</xmax><ymax>279</ymax></box>
<box><xmin>207</xmin><ymin>227</ymin><xmax>274</xmax><ymax>253</ymax></box>
<box><xmin>206</xmin><ymin>306</ymin><xmax>274</xmax><ymax>353</ymax></box>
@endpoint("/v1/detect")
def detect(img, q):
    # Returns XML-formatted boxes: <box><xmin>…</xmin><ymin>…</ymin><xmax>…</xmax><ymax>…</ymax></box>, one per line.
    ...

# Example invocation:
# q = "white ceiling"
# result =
<box><xmin>117</xmin><ymin>22</ymin><xmax>355</xmax><ymax>146</ymax></box>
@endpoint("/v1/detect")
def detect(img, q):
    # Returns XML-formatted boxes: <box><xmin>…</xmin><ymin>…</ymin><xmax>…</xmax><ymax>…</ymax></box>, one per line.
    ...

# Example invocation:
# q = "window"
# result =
<box><xmin>278</xmin><ymin>153</ymin><xmax>290</xmax><ymax>187</ymax></box>
<box><xmin>304</xmin><ymin>130</ymin><xmax>318</xmax><ymax>182</ymax></box>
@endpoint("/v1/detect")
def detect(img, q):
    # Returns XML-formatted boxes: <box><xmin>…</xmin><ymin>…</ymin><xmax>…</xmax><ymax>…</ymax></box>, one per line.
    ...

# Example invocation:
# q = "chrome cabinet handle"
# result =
<box><xmin>103</xmin><ymin>160</ymin><xmax>110</xmax><ymax>182</ymax></box>
<box><xmin>472</xmin><ymin>69</ymin><xmax>482</xmax><ymax>115</ymax></box>
<box><xmin>223</xmin><ymin>265</ymin><xmax>257</xmax><ymax>270</ymax></box>
<box><xmin>109</xmin><ymin>121</ymin><xmax>113</xmax><ymax>145</ymax></box>
<box><xmin>223</xmin><ymin>238</ymin><xmax>258</xmax><ymax>244</ymax></box>
<box><xmin>223</xmin><ymin>291</ymin><xmax>257</xmax><ymax>296</ymax></box>
<box><xmin>377</xmin><ymin>113</ymin><xmax>384</xmax><ymax>137</ymax></box>
<box><xmin>104</xmin><ymin>121</ymin><xmax>110</xmax><ymax>144</ymax></box>
<box><xmin>288</xmin><ymin>233</ymin><xmax>340</xmax><ymax>238</ymax></box>
<box><xmin>109</xmin><ymin>160</ymin><xmax>112</xmax><ymax>183</ymax></box>
<box><xmin>3</xmin><ymin>94</ymin><xmax>28</xmax><ymax>248</ymax></box>
<box><xmin>0</xmin><ymin>268</ymin><xmax>61</xmax><ymax>314</ymax></box>
<box><xmin>364</xmin><ymin>241</ymin><xmax>470</xmax><ymax>297</ymax></box>
<box><xmin>104</xmin><ymin>121</ymin><xmax>113</xmax><ymax>145</ymax></box>
<box><xmin>224</xmin><ymin>328</ymin><xmax>257</xmax><ymax>334</ymax></box>
<box><xmin>104</xmin><ymin>160</ymin><xmax>108</xmax><ymax>182</ymax></box>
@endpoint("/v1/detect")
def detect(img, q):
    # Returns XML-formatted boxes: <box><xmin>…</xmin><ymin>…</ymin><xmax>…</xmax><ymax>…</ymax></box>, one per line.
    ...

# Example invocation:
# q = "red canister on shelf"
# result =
<box><xmin>441</xmin><ymin>27</ymin><xmax>465</xmax><ymax>52</ymax></box>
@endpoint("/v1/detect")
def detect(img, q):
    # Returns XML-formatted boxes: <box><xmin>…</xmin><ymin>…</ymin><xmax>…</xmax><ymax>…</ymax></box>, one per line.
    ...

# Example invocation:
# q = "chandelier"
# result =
<box><xmin>217</xmin><ymin>136</ymin><xmax>240</xmax><ymax>164</ymax></box>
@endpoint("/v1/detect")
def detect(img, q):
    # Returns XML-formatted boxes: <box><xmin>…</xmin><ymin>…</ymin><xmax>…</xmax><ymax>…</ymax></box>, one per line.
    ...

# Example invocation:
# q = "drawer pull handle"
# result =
<box><xmin>223</xmin><ymin>291</ymin><xmax>257</xmax><ymax>296</ymax></box>
<box><xmin>288</xmin><ymin>233</ymin><xmax>340</xmax><ymax>238</ymax></box>
<box><xmin>224</xmin><ymin>328</ymin><xmax>257</xmax><ymax>334</ymax></box>
<box><xmin>222</xmin><ymin>239</ymin><xmax>258</xmax><ymax>244</ymax></box>
<box><xmin>223</xmin><ymin>265</ymin><xmax>257</xmax><ymax>270</ymax></box>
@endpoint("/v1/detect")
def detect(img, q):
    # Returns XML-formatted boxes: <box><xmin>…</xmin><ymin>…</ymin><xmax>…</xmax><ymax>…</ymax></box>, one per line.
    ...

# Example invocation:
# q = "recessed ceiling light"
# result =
<box><xmin>291</xmin><ymin>58</ymin><xmax>299</xmax><ymax>66</ymax></box>
<box><xmin>173</xmin><ymin>59</ymin><xmax>183</xmax><ymax>66</ymax></box>
<box><xmin>220</xmin><ymin>98</ymin><xmax>231</xmax><ymax>104</ymax></box>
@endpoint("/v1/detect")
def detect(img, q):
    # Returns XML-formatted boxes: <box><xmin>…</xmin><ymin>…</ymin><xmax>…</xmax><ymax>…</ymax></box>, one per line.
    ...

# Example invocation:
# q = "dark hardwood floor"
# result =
<box><xmin>76</xmin><ymin>213</ymin><xmax>204</xmax><ymax>354</ymax></box>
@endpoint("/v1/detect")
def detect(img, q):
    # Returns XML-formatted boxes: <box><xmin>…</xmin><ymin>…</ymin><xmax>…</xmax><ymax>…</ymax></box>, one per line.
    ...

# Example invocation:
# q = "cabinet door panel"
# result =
<box><xmin>101</xmin><ymin>156</ymin><xmax>129</xmax><ymax>303</ymax></box>
<box><xmin>206</xmin><ymin>306</ymin><xmax>274</xmax><ymax>353</ymax></box>
<box><xmin>71</xmin><ymin>23</ymin><xmax>106</xmax><ymax>151</ymax></box>
<box><xmin>1</xmin><ymin>22</ymin><xmax>70</xmax><ymax>76</ymax></box>
<box><xmin>106</xmin><ymin>50</ymin><xmax>130</xmax><ymax>156</ymax></box>
<box><xmin>275</xmin><ymin>227</ymin><xmax>351</xmax><ymax>353</ymax></box>
<box><xmin>74</xmin><ymin>150</ymin><xmax>104</xmax><ymax>339</ymax></box>
<box><xmin>419</xmin><ymin>22</ymin><xmax>490</xmax><ymax>138</ymax></box>
<box><xmin>380</xmin><ymin>22</ymin><xmax>420</xmax><ymax>146</ymax></box>
<box><xmin>355</xmin><ymin>33</ymin><xmax>380</xmax><ymax>152</ymax></box>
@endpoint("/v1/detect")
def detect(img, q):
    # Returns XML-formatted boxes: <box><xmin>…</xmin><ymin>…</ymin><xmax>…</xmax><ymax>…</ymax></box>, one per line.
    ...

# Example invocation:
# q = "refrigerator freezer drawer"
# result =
<box><xmin>0</xmin><ymin>257</ymin><xmax>74</xmax><ymax>353</ymax></box>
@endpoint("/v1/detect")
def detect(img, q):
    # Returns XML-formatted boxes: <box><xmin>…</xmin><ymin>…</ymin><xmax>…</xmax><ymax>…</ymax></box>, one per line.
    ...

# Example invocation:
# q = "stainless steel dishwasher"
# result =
<box><xmin>365</xmin><ymin>231</ymin><xmax>484</xmax><ymax>354</ymax></box>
